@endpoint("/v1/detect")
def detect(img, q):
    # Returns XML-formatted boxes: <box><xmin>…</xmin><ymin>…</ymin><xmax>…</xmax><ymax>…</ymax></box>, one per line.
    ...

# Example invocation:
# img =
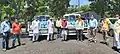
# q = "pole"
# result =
<box><xmin>78</xmin><ymin>0</ymin><xmax>80</xmax><ymax>8</ymax></box>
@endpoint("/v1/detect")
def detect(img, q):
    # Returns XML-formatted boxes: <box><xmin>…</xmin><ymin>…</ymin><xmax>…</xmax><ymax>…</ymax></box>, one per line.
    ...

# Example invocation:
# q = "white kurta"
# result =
<box><xmin>114</xmin><ymin>19</ymin><xmax>120</xmax><ymax>41</ymax></box>
<box><xmin>47</xmin><ymin>20</ymin><xmax>54</xmax><ymax>33</ymax></box>
<box><xmin>32</xmin><ymin>20</ymin><xmax>40</xmax><ymax>33</ymax></box>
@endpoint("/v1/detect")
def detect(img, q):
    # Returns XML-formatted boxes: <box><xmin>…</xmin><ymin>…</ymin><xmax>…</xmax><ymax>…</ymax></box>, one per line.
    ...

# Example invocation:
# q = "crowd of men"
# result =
<box><xmin>1</xmin><ymin>14</ymin><xmax>120</xmax><ymax>53</ymax></box>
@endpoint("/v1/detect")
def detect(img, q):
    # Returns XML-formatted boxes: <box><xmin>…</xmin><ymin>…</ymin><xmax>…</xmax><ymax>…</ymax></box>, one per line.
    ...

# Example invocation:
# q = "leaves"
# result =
<box><xmin>47</xmin><ymin>0</ymin><xmax>70</xmax><ymax>17</ymax></box>
<box><xmin>90</xmin><ymin>0</ymin><xmax>120</xmax><ymax>17</ymax></box>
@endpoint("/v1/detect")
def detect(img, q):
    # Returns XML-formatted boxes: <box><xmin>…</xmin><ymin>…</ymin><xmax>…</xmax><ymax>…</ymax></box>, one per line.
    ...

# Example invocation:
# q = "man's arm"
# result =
<box><xmin>88</xmin><ymin>20</ymin><xmax>90</xmax><ymax>29</ymax></box>
<box><xmin>1</xmin><ymin>22</ymin><xmax>5</xmax><ymax>35</ymax></box>
<box><xmin>82</xmin><ymin>20</ymin><xmax>84</xmax><ymax>29</ymax></box>
<box><xmin>31</xmin><ymin>21</ymin><xmax>35</xmax><ymax>30</ymax></box>
<box><xmin>1</xmin><ymin>23</ymin><xmax>4</xmax><ymax>33</ymax></box>
<box><xmin>47</xmin><ymin>20</ymin><xmax>49</xmax><ymax>29</ymax></box>
<box><xmin>95</xmin><ymin>19</ymin><xmax>98</xmax><ymax>29</ymax></box>
<box><xmin>12</xmin><ymin>23</ymin><xmax>15</xmax><ymax>33</ymax></box>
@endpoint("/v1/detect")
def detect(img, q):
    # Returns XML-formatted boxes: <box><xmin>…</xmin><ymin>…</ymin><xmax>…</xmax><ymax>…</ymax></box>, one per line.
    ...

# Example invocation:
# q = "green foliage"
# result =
<box><xmin>47</xmin><ymin>0</ymin><xmax>70</xmax><ymax>17</ymax></box>
<box><xmin>0</xmin><ymin>0</ymin><xmax>71</xmax><ymax>21</ymax></box>
<box><xmin>90</xmin><ymin>0</ymin><xmax>120</xmax><ymax>17</ymax></box>
<box><xmin>68</xmin><ymin>8</ymin><xmax>79</xmax><ymax>13</ymax></box>
<box><xmin>78</xmin><ymin>5</ymin><xmax>90</xmax><ymax>12</ymax></box>
<box><xmin>67</xmin><ymin>5</ymin><xmax>90</xmax><ymax>14</ymax></box>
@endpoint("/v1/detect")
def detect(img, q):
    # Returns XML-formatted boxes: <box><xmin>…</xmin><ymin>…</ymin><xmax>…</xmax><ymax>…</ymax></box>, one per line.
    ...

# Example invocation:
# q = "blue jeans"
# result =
<box><xmin>12</xmin><ymin>34</ymin><xmax>21</xmax><ymax>47</ymax></box>
<box><xmin>2</xmin><ymin>32</ymin><xmax>10</xmax><ymax>49</ymax></box>
<box><xmin>57</xmin><ymin>27</ymin><xmax>61</xmax><ymax>38</ymax></box>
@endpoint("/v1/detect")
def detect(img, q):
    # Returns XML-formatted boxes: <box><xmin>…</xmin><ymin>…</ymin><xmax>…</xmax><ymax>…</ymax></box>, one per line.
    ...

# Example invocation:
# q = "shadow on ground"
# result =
<box><xmin>67</xmin><ymin>34</ymin><xmax>88</xmax><ymax>41</ymax></box>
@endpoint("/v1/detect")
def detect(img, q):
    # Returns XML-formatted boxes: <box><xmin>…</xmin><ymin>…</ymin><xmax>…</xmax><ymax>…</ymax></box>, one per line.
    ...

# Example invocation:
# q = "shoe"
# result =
<box><xmin>61</xmin><ymin>39</ymin><xmax>64</xmax><ymax>42</ymax></box>
<box><xmin>94</xmin><ymin>40</ymin><xmax>97</xmax><ymax>43</ymax></box>
<box><xmin>2</xmin><ymin>49</ymin><xmax>6</xmax><ymax>51</ymax></box>
<box><xmin>118</xmin><ymin>49</ymin><xmax>120</xmax><ymax>53</ymax></box>
<box><xmin>18</xmin><ymin>44</ymin><xmax>21</xmax><ymax>46</ymax></box>
<box><xmin>94</xmin><ymin>39</ymin><xmax>97</xmax><ymax>43</ymax></box>
<box><xmin>32</xmin><ymin>41</ymin><xmax>35</xmax><ymax>43</ymax></box>
<box><xmin>11</xmin><ymin>46</ymin><xmax>16</xmax><ymax>49</ymax></box>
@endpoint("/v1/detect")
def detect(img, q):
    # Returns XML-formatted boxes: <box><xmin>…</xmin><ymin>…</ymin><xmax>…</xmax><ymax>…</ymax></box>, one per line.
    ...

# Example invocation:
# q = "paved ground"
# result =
<box><xmin>0</xmin><ymin>33</ymin><xmax>119</xmax><ymax>54</ymax></box>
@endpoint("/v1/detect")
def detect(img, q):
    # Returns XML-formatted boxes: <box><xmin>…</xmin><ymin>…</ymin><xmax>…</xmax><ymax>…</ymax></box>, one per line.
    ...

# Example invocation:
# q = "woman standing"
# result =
<box><xmin>102</xmin><ymin>16</ymin><xmax>110</xmax><ymax>45</ymax></box>
<box><xmin>75</xmin><ymin>16</ymin><xmax>84</xmax><ymax>41</ymax></box>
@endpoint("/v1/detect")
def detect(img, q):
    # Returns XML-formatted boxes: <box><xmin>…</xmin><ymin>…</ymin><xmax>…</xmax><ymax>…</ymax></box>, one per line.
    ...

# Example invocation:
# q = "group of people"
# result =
<box><xmin>101</xmin><ymin>14</ymin><xmax>120</xmax><ymax>52</ymax></box>
<box><xmin>31</xmin><ymin>16</ymin><xmax>69</xmax><ymax>42</ymax></box>
<box><xmin>1</xmin><ymin>14</ymin><xmax>120</xmax><ymax>52</ymax></box>
<box><xmin>1</xmin><ymin>16</ymin><xmax>21</xmax><ymax>51</ymax></box>
<box><xmin>31</xmin><ymin>15</ymin><xmax>98</xmax><ymax>42</ymax></box>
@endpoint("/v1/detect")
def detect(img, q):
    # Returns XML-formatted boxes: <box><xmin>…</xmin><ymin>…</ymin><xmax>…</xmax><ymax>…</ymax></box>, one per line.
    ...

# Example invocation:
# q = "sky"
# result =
<box><xmin>70</xmin><ymin>0</ymin><xmax>90</xmax><ymax>6</ymax></box>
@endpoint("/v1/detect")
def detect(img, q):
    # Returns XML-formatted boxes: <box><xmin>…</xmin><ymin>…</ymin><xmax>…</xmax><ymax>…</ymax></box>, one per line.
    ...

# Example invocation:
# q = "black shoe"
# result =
<box><xmin>32</xmin><ymin>41</ymin><xmax>35</xmax><ymax>43</ymax></box>
<box><xmin>117</xmin><ymin>49</ymin><xmax>120</xmax><ymax>53</ymax></box>
<box><xmin>61</xmin><ymin>39</ymin><xmax>65</xmax><ymax>42</ymax></box>
<box><xmin>11</xmin><ymin>46</ymin><xmax>16</xmax><ymax>49</ymax></box>
<box><xmin>18</xmin><ymin>44</ymin><xmax>21</xmax><ymax>46</ymax></box>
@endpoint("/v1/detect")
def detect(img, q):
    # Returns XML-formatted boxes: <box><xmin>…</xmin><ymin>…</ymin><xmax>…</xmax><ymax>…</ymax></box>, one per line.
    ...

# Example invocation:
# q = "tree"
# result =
<box><xmin>78</xmin><ymin>5</ymin><xmax>90</xmax><ymax>12</ymax></box>
<box><xmin>68</xmin><ymin>8</ymin><xmax>79</xmax><ymax>13</ymax></box>
<box><xmin>90</xmin><ymin>0</ymin><xmax>120</xmax><ymax>17</ymax></box>
<box><xmin>47</xmin><ymin>0</ymin><xmax>70</xmax><ymax>17</ymax></box>
<box><xmin>90</xmin><ymin>0</ymin><xmax>109</xmax><ymax>17</ymax></box>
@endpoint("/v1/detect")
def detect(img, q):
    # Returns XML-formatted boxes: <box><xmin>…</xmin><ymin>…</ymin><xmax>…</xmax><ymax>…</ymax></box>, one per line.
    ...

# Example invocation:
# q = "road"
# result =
<box><xmin>0</xmin><ymin>33</ymin><xmax>119</xmax><ymax>54</ymax></box>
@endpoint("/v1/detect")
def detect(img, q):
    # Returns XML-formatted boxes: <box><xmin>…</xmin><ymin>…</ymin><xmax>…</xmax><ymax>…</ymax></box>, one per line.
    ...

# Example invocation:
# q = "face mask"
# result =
<box><xmin>5</xmin><ymin>19</ymin><xmax>8</xmax><ymax>22</ymax></box>
<box><xmin>116</xmin><ymin>17</ymin><xmax>119</xmax><ymax>19</ymax></box>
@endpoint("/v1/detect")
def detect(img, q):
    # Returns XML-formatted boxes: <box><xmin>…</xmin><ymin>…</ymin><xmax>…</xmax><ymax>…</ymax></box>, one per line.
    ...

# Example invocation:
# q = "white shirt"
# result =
<box><xmin>32</xmin><ymin>20</ymin><xmax>40</xmax><ymax>33</ymax></box>
<box><xmin>1</xmin><ymin>21</ymin><xmax>10</xmax><ymax>33</ymax></box>
<box><xmin>47</xmin><ymin>20</ymin><xmax>54</xmax><ymax>33</ymax></box>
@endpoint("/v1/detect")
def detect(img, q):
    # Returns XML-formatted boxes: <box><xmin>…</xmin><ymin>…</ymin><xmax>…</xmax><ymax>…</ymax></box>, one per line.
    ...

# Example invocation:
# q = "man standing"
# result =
<box><xmin>47</xmin><ymin>16</ymin><xmax>54</xmax><ymax>41</ymax></box>
<box><xmin>12</xmin><ymin>19</ymin><xmax>21</xmax><ymax>48</ymax></box>
<box><xmin>61</xmin><ymin>17</ymin><xmax>68</xmax><ymax>41</ymax></box>
<box><xmin>114</xmin><ymin>15</ymin><xmax>120</xmax><ymax>52</ymax></box>
<box><xmin>88</xmin><ymin>15</ymin><xmax>98</xmax><ymax>43</ymax></box>
<box><xmin>56</xmin><ymin>17</ymin><xmax>61</xmax><ymax>38</ymax></box>
<box><xmin>31</xmin><ymin>17</ymin><xmax>40</xmax><ymax>42</ymax></box>
<box><xmin>1</xmin><ymin>16</ymin><xmax>11</xmax><ymax>51</ymax></box>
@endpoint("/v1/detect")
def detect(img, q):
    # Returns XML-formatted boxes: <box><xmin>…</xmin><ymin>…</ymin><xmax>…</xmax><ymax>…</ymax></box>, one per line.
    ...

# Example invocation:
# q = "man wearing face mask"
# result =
<box><xmin>61</xmin><ymin>17</ymin><xmax>68</xmax><ymax>41</ymax></box>
<box><xmin>56</xmin><ymin>17</ymin><xmax>61</xmax><ymax>38</ymax></box>
<box><xmin>12</xmin><ymin>19</ymin><xmax>21</xmax><ymax>48</ymax></box>
<box><xmin>31</xmin><ymin>17</ymin><xmax>40</xmax><ymax>42</ymax></box>
<box><xmin>1</xmin><ymin>16</ymin><xmax>11</xmax><ymax>51</ymax></box>
<box><xmin>114</xmin><ymin>14</ymin><xmax>120</xmax><ymax>52</ymax></box>
<box><xmin>88</xmin><ymin>15</ymin><xmax>98</xmax><ymax>43</ymax></box>
<box><xmin>47</xmin><ymin>16</ymin><xmax>54</xmax><ymax>41</ymax></box>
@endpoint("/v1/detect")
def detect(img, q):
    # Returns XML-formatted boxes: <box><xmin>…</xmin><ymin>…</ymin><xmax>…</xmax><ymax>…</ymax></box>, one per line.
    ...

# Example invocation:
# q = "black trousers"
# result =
<box><xmin>76</xmin><ymin>29</ymin><xmax>83</xmax><ymax>41</ymax></box>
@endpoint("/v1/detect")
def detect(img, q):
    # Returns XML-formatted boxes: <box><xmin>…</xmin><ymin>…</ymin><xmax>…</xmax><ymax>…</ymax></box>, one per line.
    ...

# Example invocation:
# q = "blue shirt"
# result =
<box><xmin>1</xmin><ymin>21</ymin><xmax>11</xmax><ymax>33</ymax></box>
<box><xmin>89</xmin><ymin>19</ymin><xmax>98</xmax><ymax>28</ymax></box>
